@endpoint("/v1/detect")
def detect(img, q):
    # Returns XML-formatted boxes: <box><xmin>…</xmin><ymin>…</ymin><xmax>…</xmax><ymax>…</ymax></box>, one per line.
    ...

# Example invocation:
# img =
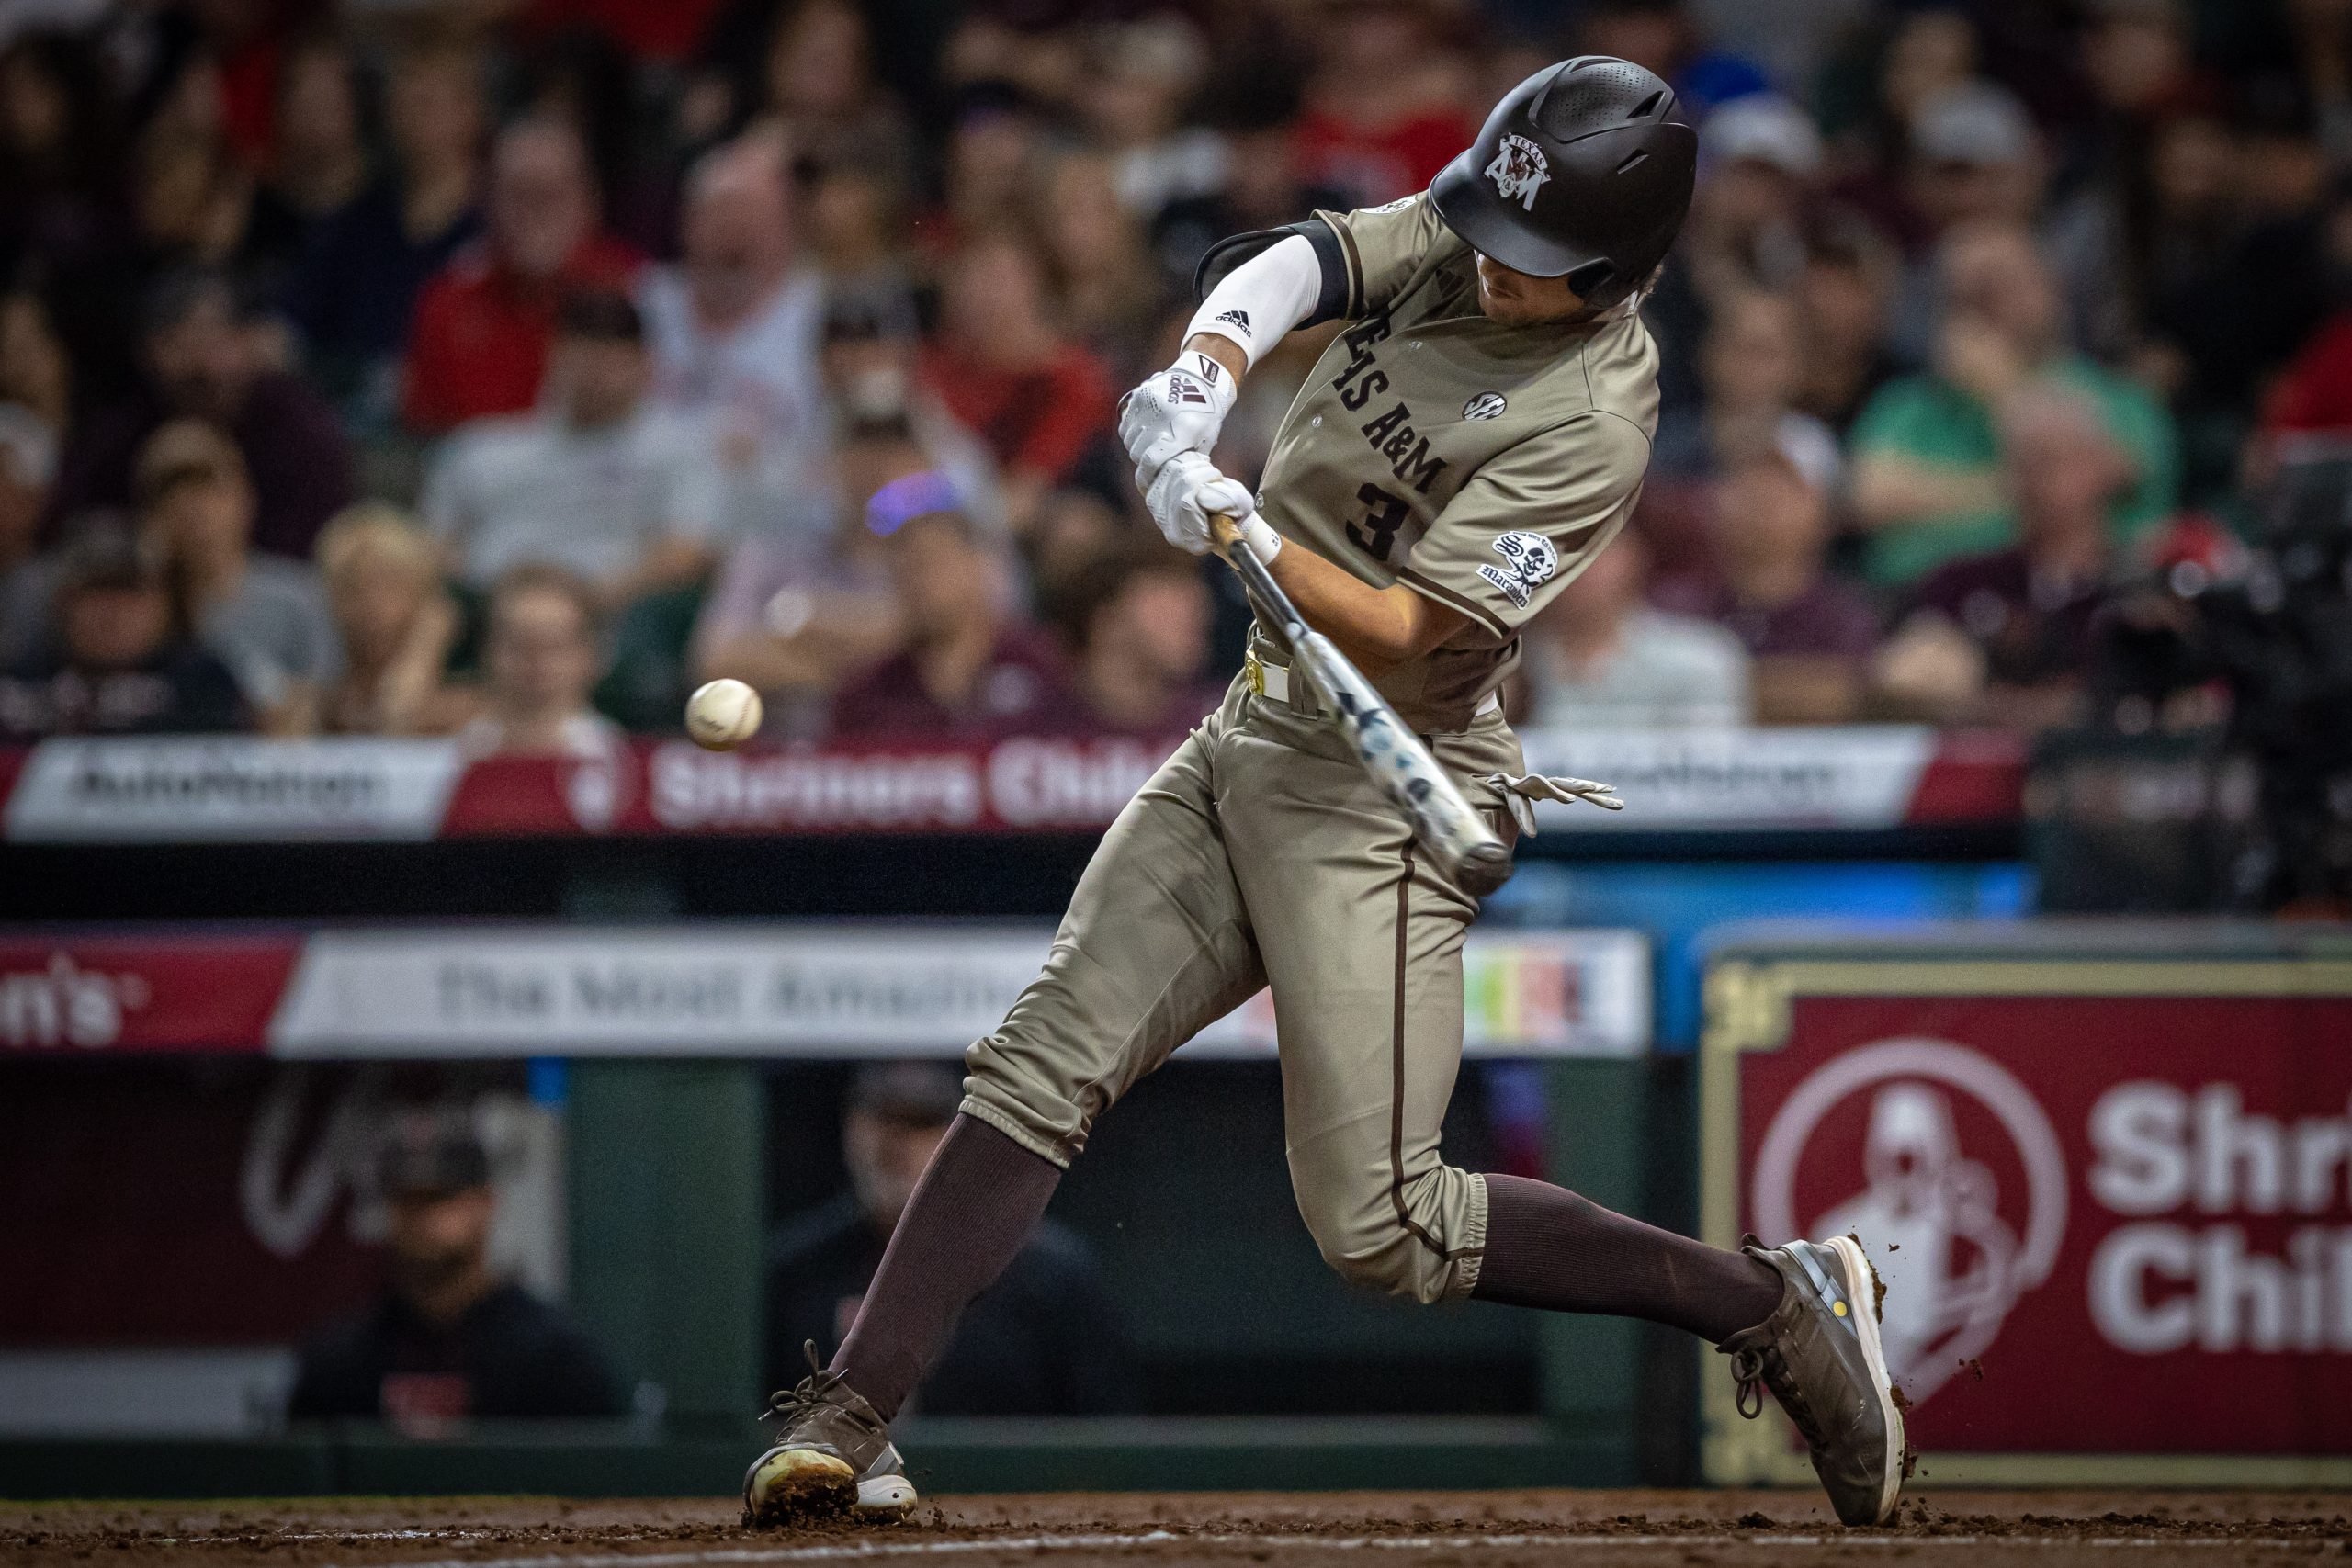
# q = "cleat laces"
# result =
<box><xmin>763</xmin><ymin>1339</ymin><xmax>849</xmax><ymax>1425</ymax></box>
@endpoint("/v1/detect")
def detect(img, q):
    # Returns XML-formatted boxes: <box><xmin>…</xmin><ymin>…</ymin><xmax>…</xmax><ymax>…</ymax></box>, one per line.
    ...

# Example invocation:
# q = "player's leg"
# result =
<box><xmin>746</xmin><ymin>698</ymin><xmax>1264</xmax><ymax>1526</ymax></box>
<box><xmin>1223</xmin><ymin>702</ymin><xmax>1903</xmax><ymax>1525</ymax></box>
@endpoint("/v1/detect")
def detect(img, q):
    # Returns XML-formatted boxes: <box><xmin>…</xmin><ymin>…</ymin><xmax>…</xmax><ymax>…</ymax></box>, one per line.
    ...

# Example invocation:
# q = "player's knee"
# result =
<box><xmin>1295</xmin><ymin>1188</ymin><xmax>1441</xmax><ymax>1303</ymax></box>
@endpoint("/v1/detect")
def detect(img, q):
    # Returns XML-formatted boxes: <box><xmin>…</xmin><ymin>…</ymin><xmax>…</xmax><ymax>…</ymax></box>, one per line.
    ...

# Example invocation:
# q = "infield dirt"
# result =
<box><xmin>5</xmin><ymin>1490</ymin><xmax>2349</xmax><ymax>1567</ymax></box>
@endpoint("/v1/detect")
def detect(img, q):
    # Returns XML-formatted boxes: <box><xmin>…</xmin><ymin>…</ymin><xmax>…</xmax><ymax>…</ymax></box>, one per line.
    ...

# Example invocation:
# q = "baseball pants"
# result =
<box><xmin>957</xmin><ymin>671</ymin><xmax>1523</xmax><ymax>1305</ymax></box>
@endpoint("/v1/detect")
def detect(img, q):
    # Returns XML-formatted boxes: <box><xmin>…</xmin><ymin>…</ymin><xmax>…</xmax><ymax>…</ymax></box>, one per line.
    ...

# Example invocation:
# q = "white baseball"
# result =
<box><xmin>685</xmin><ymin>678</ymin><xmax>763</xmax><ymax>750</ymax></box>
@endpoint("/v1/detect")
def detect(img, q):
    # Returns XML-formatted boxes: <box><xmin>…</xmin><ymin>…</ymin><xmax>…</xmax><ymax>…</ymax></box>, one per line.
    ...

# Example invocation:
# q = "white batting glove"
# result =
<box><xmin>1120</xmin><ymin>350</ymin><xmax>1237</xmax><ymax>476</ymax></box>
<box><xmin>1141</xmin><ymin>452</ymin><xmax>1255</xmax><ymax>556</ymax></box>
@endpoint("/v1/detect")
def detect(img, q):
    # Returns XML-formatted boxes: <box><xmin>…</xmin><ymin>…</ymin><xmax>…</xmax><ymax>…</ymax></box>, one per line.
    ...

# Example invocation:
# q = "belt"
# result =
<box><xmin>1244</xmin><ymin>650</ymin><xmax>1500</xmax><ymax>722</ymax></box>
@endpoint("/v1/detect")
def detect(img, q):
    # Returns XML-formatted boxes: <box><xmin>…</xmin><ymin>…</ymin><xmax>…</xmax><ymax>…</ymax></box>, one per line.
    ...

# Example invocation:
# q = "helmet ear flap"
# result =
<box><xmin>1566</xmin><ymin>259</ymin><xmax>1616</xmax><ymax>300</ymax></box>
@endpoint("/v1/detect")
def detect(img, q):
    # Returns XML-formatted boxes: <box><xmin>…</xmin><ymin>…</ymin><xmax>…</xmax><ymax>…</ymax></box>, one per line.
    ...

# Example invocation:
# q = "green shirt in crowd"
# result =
<box><xmin>1848</xmin><ymin>357</ymin><xmax>2178</xmax><ymax>586</ymax></box>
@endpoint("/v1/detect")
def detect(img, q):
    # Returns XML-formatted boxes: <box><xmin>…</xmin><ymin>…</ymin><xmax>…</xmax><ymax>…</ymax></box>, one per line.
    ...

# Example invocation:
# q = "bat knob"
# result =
<box><xmin>1455</xmin><ymin>842</ymin><xmax>1514</xmax><ymax>898</ymax></box>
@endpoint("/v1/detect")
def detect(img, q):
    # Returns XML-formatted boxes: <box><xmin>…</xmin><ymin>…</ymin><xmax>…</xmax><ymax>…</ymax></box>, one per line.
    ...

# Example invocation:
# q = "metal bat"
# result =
<box><xmin>1210</xmin><ymin>513</ymin><xmax>1515</xmax><ymax>897</ymax></box>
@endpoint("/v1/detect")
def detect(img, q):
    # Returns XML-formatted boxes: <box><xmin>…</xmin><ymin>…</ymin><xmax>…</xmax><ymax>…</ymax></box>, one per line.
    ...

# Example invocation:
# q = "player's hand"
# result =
<box><xmin>1141</xmin><ymin>452</ymin><xmax>1254</xmax><ymax>556</ymax></box>
<box><xmin>1120</xmin><ymin>350</ymin><xmax>1237</xmax><ymax>478</ymax></box>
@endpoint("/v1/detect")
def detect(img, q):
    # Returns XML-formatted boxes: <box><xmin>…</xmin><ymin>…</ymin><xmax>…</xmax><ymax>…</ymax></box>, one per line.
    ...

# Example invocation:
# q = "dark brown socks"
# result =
<box><xmin>1472</xmin><ymin>1172</ymin><xmax>1785</xmax><ymax>1343</ymax></box>
<box><xmin>831</xmin><ymin>1112</ymin><xmax>1063</xmax><ymax>1420</ymax></box>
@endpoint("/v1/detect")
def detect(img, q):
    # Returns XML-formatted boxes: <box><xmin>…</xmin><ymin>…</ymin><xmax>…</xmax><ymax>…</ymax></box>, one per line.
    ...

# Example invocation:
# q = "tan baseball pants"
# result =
<box><xmin>958</xmin><ymin>671</ymin><xmax>1524</xmax><ymax>1305</ymax></box>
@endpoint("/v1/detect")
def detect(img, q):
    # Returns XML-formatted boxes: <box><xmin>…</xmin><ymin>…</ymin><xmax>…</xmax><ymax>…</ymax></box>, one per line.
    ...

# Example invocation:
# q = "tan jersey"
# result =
<box><xmin>1253</xmin><ymin>192</ymin><xmax>1659</xmax><ymax>732</ymax></box>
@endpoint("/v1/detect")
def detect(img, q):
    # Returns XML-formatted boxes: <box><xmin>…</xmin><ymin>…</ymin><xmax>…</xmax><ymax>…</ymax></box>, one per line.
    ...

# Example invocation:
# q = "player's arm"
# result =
<box><xmin>1119</xmin><ymin>235</ymin><xmax>1332</xmax><ymax>470</ymax></box>
<box><xmin>1257</xmin><ymin>538</ymin><xmax>1469</xmax><ymax>676</ymax></box>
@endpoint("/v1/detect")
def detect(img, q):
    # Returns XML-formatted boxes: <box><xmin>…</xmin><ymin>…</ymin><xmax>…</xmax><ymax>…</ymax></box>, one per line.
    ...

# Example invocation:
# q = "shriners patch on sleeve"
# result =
<box><xmin>1476</xmin><ymin>531</ymin><xmax>1559</xmax><ymax>609</ymax></box>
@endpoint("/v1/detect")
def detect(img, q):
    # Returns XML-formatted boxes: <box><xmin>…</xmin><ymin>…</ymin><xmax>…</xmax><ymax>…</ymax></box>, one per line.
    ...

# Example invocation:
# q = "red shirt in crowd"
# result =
<box><xmin>918</xmin><ymin>343</ymin><xmax>1114</xmax><ymax>483</ymax></box>
<box><xmin>2264</xmin><ymin>313</ymin><xmax>2352</xmax><ymax>434</ymax></box>
<box><xmin>828</xmin><ymin>623</ymin><xmax>1077</xmax><ymax>742</ymax></box>
<box><xmin>1291</xmin><ymin>107</ymin><xmax>1476</xmax><ymax>205</ymax></box>
<box><xmin>519</xmin><ymin>0</ymin><xmax>727</xmax><ymax>62</ymax></box>
<box><xmin>401</xmin><ymin>234</ymin><xmax>642</xmax><ymax>434</ymax></box>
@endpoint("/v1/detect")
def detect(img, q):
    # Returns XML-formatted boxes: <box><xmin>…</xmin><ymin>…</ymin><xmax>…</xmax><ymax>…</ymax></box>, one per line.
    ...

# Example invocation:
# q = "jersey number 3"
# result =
<box><xmin>1345</xmin><ymin>483</ymin><xmax>1411</xmax><ymax>562</ymax></box>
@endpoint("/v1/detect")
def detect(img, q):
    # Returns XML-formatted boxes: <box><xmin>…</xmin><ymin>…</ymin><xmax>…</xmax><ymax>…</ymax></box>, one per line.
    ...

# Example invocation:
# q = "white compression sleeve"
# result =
<box><xmin>1182</xmin><ymin>233</ymin><xmax>1324</xmax><ymax>370</ymax></box>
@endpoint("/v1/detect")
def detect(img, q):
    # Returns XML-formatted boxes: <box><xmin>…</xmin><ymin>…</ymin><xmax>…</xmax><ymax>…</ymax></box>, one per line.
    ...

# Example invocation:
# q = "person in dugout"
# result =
<box><xmin>287</xmin><ymin>1111</ymin><xmax>625</xmax><ymax>1433</ymax></box>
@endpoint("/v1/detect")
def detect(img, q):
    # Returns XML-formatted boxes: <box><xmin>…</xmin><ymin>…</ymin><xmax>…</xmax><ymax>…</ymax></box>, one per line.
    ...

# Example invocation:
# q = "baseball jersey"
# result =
<box><xmin>1254</xmin><ymin>192</ymin><xmax>1659</xmax><ymax>731</ymax></box>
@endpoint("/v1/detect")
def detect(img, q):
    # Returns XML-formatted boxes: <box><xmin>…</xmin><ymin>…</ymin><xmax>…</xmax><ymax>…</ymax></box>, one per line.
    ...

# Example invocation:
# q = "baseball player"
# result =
<box><xmin>746</xmin><ymin>58</ymin><xmax>1905</xmax><ymax>1529</ymax></box>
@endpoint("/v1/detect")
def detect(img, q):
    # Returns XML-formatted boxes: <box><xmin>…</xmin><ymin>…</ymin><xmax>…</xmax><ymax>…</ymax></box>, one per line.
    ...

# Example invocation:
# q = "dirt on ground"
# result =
<box><xmin>3</xmin><ymin>1490</ymin><xmax>2346</xmax><ymax>1568</ymax></box>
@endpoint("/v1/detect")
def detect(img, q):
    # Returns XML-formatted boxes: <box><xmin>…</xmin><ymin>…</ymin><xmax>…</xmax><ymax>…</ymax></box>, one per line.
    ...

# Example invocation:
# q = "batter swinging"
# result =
<box><xmin>744</xmin><ymin>57</ymin><xmax>1906</xmax><ymax>1529</ymax></box>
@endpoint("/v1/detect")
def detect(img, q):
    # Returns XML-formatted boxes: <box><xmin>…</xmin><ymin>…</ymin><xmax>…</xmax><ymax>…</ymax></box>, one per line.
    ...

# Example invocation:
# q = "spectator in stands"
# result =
<box><xmin>288</xmin><ymin>1111</ymin><xmax>625</xmax><ymax>1434</ymax></box>
<box><xmin>0</xmin><ymin>524</ymin><xmax>245</xmax><ymax>739</ymax></box>
<box><xmin>821</xmin><ymin>289</ymin><xmax>1000</xmax><ymax>527</ymax></box>
<box><xmin>748</xmin><ymin>0</ymin><xmax>913</xmax><ymax>184</ymax></box>
<box><xmin>805</xmin><ymin>163</ymin><xmax>911</xmax><ymax>299</ymax></box>
<box><xmin>458</xmin><ymin>562</ymin><xmax>620</xmax><ymax>760</ymax></box>
<box><xmin>1884</xmin><ymin>80</ymin><xmax>2047</xmax><ymax>365</ymax></box>
<box><xmin>1521</xmin><ymin>529</ymin><xmax>1752</xmax><ymax>730</ymax></box>
<box><xmin>312</xmin><ymin>503</ymin><xmax>471</xmax><ymax>737</ymax></box>
<box><xmin>691</xmin><ymin>293</ymin><xmax>1001</xmax><ymax>734</ymax></box>
<box><xmin>1037</xmin><ymin>150</ymin><xmax>1170</xmax><ymax>384</ymax></box>
<box><xmin>639</xmin><ymin>133</ymin><xmax>831</xmax><ymax>545</ymax></box>
<box><xmin>764</xmin><ymin>1062</ymin><xmax>1136</xmax><ymax>1415</ymax></box>
<box><xmin>132</xmin><ymin>420</ymin><xmax>336</xmax><ymax>731</ymax></box>
<box><xmin>1792</xmin><ymin>217</ymin><xmax>1902</xmax><ymax>437</ymax></box>
<box><xmin>0</xmin><ymin>287</ymin><xmax>72</xmax><ymax>456</ymax></box>
<box><xmin>1872</xmin><ymin>388</ymin><xmax>2126</xmax><ymax>730</ymax></box>
<box><xmin>1076</xmin><ymin>17</ymin><xmax>1226</xmax><ymax>220</ymax></box>
<box><xmin>48</xmin><ymin>268</ymin><xmax>354</xmax><ymax>562</ymax></box>
<box><xmin>1150</xmin><ymin>108</ymin><xmax>1351</xmax><ymax>299</ymax></box>
<box><xmin>1050</xmin><ymin>539</ymin><xmax>1220</xmax><ymax>737</ymax></box>
<box><xmin>0</xmin><ymin>29</ymin><xmax>130</xmax><ymax>287</ymax></box>
<box><xmin>249</xmin><ymin>35</ymin><xmax>371</xmax><ymax>280</ymax></box>
<box><xmin>0</xmin><ymin>407</ymin><xmax>56</xmax><ymax>665</ymax></box>
<box><xmin>1849</xmin><ymin>222</ymin><xmax>2176</xmax><ymax>588</ymax></box>
<box><xmin>128</xmin><ymin>53</ymin><xmax>261</xmax><ymax>279</ymax></box>
<box><xmin>1656</xmin><ymin>447</ymin><xmax>1881</xmax><ymax>725</ymax></box>
<box><xmin>921</xmin><ymin>234</ymin><xmax>1114</xmax><ymax>535</ymax></box>
<box><xmin>287</xmin><ymin>39</ymin><xmax>486</xmax><ymax>412</ymax></box>
<box><xmin>1654</xmin><ymin>288</ymin><xmax>1843</xmax><ymax>490</ymax></box>
<box><xmin>933</xmin><ymin>85</ymin><xmax>1048</xmax><ymax>254</ymax></box>
<box><xmin>827</xmin><ymin>471</ymin><xmax>1072</xmax><ymax>740</ymax></box>
<box><xmin>1648</xmin><ymin>94</ymin><xmax>1824</xmax><ymax>410</ymax></box>
<box><xmin>1289</xmin><ymin>0</ymin><xmax>1475</xmax><ymax>207</ymax></box>
<box><xmin>401</xmin><ymin>117</ymin><xmax>639</xmax><ymax>434</ymax></box>
<box><xmin>423</xmin><ymin>290</ymin><xmax>720</xmax><ymax>604</ymax></box>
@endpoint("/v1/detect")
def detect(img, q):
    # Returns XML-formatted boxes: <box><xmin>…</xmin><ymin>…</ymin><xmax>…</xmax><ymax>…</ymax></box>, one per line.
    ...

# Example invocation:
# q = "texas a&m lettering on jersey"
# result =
<box><xmin>1250</xmin><ymin>191</ymin><xmax>1658</xmax><ymax>732</ymax></box>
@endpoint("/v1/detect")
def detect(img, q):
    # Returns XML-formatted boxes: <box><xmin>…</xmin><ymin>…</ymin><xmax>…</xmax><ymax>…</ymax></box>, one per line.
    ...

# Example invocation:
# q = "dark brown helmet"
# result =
<box><xmin>1429</xmin><ymin>56</ymin><xmax>1697</xmax><ymax>310</ymax></box>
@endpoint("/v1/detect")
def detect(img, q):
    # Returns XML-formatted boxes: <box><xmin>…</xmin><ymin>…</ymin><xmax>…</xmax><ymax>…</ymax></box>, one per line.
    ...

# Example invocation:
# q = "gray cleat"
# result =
<box><xmin>1720</xmin><ymin>1234</ymin><xmax>1906</xmax><ymax>1527</ymax></box>
<box><xmin>741</xmin><ymin>1343</ymin><xmax>918</xmax><ymax>1527</ymax></box>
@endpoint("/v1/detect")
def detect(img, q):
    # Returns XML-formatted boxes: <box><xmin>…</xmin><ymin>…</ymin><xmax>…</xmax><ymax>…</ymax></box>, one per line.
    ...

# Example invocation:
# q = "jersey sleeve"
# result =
<box><xmin>1393</xmin><ymin>413</ymin><xmax>1651</xmax><ymax>642</ymax></box>
<box><xmin>1315</xmin><ymin>192</ymin><xmax>1448</xmax><ymax>319</ymax></box>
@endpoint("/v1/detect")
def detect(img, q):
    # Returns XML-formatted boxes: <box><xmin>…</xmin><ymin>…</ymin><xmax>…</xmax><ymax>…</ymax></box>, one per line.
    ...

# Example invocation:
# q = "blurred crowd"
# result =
<box><xmin>3</xmin><ymin>0</ymin><xmax>2349</xmax><ymax>747</ymax></box>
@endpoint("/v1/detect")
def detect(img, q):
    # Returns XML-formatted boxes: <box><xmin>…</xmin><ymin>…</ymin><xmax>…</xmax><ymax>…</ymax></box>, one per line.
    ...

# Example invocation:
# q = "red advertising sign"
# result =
<box><xmin>1702</xmin><ymin>949</ymin><xmax>2352</xmax><ymax>1484</ymax></box>
<box><xmin>0</xmin><ymin>935</ymin><xmax>300</xmax><ymax>1053</ymax></box>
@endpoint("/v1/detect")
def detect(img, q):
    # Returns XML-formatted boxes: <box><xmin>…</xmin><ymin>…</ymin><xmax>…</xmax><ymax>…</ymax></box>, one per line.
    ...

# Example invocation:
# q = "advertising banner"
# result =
<box><xmin>1702</xmin><ymin>933</ymin><xmax>2352</xmax><ymax>1483</ymax></box>
<box><xmin>0</xmin><ymin>924</ymin><xmax>1649</xmax><ymax>1059</ymax></box>
<box><xmin>0</xmin><ymin>728</ymin><xmax>2025</xmax><ymax>843</ymax></box>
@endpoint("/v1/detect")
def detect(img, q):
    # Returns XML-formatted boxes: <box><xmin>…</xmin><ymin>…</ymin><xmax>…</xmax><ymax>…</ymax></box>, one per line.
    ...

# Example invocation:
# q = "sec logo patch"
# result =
<box><xmin>1463</xmin><ymin>391</ymin><xmax>1508</xmax><ymax>421</ymax></box>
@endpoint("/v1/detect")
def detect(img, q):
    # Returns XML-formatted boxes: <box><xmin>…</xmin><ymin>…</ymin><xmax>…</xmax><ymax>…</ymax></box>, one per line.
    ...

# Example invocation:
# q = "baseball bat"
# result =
<box><xmin>1210</xmin><ymin>513</ymin><xmax>1514</xmax><ymax>897</ymax></box>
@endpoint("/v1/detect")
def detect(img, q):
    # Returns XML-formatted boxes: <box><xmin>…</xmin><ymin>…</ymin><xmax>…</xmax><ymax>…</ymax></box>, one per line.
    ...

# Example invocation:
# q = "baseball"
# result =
<box><xmin>684</xmin><ymin>678</ymin><xmax>763</xmax><ymax>750</ymax></box>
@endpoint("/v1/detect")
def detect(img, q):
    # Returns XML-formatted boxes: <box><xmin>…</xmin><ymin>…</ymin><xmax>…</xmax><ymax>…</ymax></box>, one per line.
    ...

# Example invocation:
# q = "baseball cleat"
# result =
<box><xmin>742</xmin><ymin>1343</ymin><xmax>917</xmax><ymax>1527</ymax></box>
<box><xmin>1719</xmin><ymin>1234</ymin><xmax>1906</xmax><ymax>1528</ymax></box>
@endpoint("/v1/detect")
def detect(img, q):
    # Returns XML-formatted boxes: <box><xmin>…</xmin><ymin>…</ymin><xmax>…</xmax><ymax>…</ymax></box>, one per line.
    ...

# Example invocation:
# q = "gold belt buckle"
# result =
<box><xmin>1244</xmin><ymin>650</ymin><xmax>1266</xmax><ymax>696</ymax></box>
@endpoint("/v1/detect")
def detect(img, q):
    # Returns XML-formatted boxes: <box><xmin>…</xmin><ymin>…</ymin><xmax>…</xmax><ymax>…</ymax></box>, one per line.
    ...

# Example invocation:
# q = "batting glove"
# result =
<box><xmin>1141</xmin><ymin>452</ymin><xmax>1255</xmax><ymax>557</ymax></box>
<box><xmin>1120</xmin><ymin>350</ymin><xmax>1238</xmax><ymax>477</ymax></box>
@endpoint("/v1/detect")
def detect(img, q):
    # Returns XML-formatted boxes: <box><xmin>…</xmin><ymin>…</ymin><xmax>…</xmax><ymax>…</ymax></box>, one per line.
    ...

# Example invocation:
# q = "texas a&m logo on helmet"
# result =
<box><xmin>1484</xmin><ymin>132</ymin><xmax>1552</xmax><ymax>212</ymax></box>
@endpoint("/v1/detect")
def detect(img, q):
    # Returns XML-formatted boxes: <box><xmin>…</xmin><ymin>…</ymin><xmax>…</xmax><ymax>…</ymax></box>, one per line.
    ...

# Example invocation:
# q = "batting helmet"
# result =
<box><xmin>1429</xmin><ymin>56</ymin><xmax>1697</xmax><ymax>310</ymax></box>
